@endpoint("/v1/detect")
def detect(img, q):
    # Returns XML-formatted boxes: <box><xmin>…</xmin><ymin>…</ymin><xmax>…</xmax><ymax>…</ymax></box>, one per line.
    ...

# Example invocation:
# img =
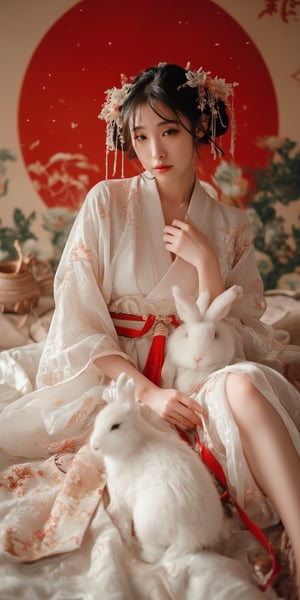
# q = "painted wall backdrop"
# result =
<box><xmin>1</xmin><ymin>0</ymin><xmax>300</xmax><ymax>289</ymax></box>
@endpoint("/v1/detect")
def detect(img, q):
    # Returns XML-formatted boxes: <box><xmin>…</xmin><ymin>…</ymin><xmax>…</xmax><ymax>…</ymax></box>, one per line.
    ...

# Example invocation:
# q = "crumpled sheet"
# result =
<box><xmin>0</xmin><ymin>398</ymin><xmax>279</xmax><ymax>599</ymax></box>
<box><xmin>0</xmin><ymin>441</ymin><xmax>274</xmax><ymax>600</ymax></box>
<box><xmin>0</xmin><ymin>297</ymin><xmax>298</xmax><ymax>599</ymax></box>
<box><xmin>0</xmin><ymin>296</ymin><xmax>54</xmax><ymax>351</ymax></box>
<box><xmin>0</xmin><ymin>538</ymin><xmax>274</xmax><ymax>600</ymax></box>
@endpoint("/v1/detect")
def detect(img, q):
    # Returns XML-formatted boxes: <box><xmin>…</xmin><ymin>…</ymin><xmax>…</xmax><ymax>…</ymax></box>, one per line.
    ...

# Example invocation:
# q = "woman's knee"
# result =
<box><xmin>225</xmin><ymin>373</ymin><xmax>265</xmax><ymax>426</ymax></box>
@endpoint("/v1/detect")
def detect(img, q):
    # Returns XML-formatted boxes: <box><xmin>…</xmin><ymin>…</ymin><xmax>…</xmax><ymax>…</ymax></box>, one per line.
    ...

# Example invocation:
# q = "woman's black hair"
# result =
<box><xmin>118</xmin><ymin>63</ymin><xmax>229</xmax><ymax>156</ymax></box>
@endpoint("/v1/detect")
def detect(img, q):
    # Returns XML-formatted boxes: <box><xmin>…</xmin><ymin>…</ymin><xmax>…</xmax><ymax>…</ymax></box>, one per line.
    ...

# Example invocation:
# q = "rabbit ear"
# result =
<box><xmin>196</xmin><ymin>290</ymin><xmax>211</xmax><ymax>316</ymax></box>
<box><xmin>205</xmin><ymin>285</ymin><xmax>243</xmax><ymax>322</ymax></box>
<box><xmin>115</xmin><ymin>372</ymin><xmax>136</xmax><ymax>405</ymax></box>
<box><xmin>102</xmin><ymin>380</ymin><xmax>117</xmax><ymax>403</ymax></box>
<box><xmin>172</xmin><ymin>285</ymin><xmax>202</xmax><ymax>323</ymax></box>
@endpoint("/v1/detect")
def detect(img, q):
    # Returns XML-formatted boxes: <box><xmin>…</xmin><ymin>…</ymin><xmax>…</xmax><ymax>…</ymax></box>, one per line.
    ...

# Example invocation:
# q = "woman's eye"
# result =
<box><xmin>163</xmin><ymin>128</ymin><xmax>177</xmax><ymax>136</ymax></box>
<box><xmin>134</xmin><ymin>134</ymin><xmax>146</xmax><ymax>142</ymax></box>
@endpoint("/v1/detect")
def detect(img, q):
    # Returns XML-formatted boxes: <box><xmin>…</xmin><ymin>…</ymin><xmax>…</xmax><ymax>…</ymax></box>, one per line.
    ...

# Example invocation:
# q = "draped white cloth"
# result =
<box><xmin>0</xmin><ymin>174</ymin><xmax>299</xmax><ymax>598</ymax></box>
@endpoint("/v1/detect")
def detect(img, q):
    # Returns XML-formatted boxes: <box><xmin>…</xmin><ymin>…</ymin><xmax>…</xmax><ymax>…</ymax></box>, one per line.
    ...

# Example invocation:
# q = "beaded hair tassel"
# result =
<box><xmin>181</xmin><ymin>62</ymin><xmax>239</xmax><ymax>158</ymax></box>
<box><xmin>98</xmin><ymin>74</ymin><xmax>133</xmax><ymax>178</ymax></box>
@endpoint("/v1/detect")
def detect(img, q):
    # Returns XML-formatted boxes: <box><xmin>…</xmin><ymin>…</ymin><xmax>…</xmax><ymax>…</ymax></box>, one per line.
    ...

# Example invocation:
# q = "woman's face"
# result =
<box><xmin>129</xmin><ymin>102</ymin><xmax>196</xmax><ymax>184</ymax></box>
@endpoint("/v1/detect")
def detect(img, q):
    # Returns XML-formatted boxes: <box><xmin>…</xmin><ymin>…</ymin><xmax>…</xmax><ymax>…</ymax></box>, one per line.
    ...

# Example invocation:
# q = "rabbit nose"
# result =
<box><xmin>91</xmin><ymin>440</ymin><xmax>100</xmax><ymax>451</ymax></box>
<box><xmin>195</xmin><ymin>356</ymin><xmax>202</xmax><ymax>364</ymax></box>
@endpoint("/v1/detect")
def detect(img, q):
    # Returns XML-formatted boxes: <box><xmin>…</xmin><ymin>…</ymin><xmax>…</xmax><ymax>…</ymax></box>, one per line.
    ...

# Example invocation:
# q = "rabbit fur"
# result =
<box><xmin>90</xmin><ymin>372</ymin><xmax>224</xmax><ymax>563</ymax></box>
<box><xmin>162</xmin><ymin>284</ymin><xmax>244</xmax><ymax>394</ymax></box>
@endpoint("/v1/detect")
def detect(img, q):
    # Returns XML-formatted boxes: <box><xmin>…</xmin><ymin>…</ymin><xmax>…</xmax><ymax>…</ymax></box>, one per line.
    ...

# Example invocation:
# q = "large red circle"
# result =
<box><xmin>18</xmin><ymin>0</ymin><xmax>278</xmax><ymax>208</ymax></box>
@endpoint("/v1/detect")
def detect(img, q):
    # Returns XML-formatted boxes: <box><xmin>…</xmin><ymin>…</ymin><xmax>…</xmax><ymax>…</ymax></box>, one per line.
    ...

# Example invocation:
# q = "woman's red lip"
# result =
<box><xmin>155</xmin><ymin>166</ymin><xmax>171</xmax><ymax>171</ymax></box>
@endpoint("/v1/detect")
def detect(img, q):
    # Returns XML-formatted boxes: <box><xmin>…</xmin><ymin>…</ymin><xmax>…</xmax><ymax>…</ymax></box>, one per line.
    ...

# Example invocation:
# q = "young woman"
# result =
<box><xmin>0</xmin><ymin>63</ymin><xmax>299</xmax><ymax>596</ymax></box>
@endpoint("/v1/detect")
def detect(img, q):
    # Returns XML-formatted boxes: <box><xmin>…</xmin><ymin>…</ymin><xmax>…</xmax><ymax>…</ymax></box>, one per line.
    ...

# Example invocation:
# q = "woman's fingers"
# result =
<box><xmin>188</xmin><ymin>397</ymin><xmax>207</xmax><ymax>416</ymax></box>
<box><xmin>162</xmin><ymin>390</ymin><xmax>205</xmax><ymax>430</ymax></box>
<box><xmin>167</xmin><ymin>414</ymin><xmax>196</xmax><ymax>431</ymax></box>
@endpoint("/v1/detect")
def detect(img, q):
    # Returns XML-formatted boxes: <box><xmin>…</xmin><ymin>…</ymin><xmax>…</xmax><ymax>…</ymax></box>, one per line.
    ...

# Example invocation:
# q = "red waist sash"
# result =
<box><xmin>110</xmin><ymin>311</ymin><xmax>180</xmax><ymax>386</ymax></box>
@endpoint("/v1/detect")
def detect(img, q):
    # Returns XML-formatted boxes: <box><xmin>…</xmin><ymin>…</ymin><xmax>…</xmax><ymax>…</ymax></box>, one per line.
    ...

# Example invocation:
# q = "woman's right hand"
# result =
<box><xmin>94</xmin><ymin>354</ymin><xmax>205</xmax><ymax>431</ymax></box>
<box><xmin>163</xmin><ymin>218</ymin><xmax>215</xmax><ymax>270</ymax></box>
<box><xmin>141</xmin><ymin>384</ymin><xmax>205</xmax><ymax>431</ymax></box>
<box><xmin>163</xmin><ymin>218</ymin><xmax>223</xmax><ymax>299</ymax></box>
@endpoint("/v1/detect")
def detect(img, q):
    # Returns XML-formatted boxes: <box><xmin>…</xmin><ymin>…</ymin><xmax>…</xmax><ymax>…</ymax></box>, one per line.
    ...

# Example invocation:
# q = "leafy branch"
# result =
<box><xmin>247</xmin><ymin>138</ymin><xmax>300</xmax><ymax>289</ymax></box>
<box><xmin>0</xmin><ymin>208</ymin><xmax>37</xmax><ymax>261</ymax></box>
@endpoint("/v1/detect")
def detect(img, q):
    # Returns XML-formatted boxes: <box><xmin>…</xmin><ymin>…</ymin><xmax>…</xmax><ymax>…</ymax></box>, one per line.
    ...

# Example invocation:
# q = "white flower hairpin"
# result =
<box><xmin>180</xmin><ymin>63</ymin><xmax>239</xmax><ymax>157</ymax></box>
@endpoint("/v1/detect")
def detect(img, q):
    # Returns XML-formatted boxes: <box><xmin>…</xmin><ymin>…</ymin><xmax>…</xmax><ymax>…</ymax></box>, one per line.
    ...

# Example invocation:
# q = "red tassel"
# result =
<box><xmin>196</xmin><ymin>438</ymin><xmax>281</xmax><ymax>591</ymax></box>
<box><xmin>142</xmin><ymin>322</ymin><xmax>169</xmax><ymax>386</ymax></box>
<box><xmin>110</xmin><ymin>312</ymin><xmax>180</xmax><ymax>387</ymax></box>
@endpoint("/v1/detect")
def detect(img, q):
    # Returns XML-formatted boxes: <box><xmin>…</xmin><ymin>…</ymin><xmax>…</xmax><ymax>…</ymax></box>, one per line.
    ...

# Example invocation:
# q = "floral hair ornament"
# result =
<box><xmin>180</xmin><ymin>62</ymin><xmax>239</xmax><ymax>158</ymax></box>
<box><xmin>98</xmin><ymin>74</ymin><xmax>133</xmax><ymax>178</ymax></box>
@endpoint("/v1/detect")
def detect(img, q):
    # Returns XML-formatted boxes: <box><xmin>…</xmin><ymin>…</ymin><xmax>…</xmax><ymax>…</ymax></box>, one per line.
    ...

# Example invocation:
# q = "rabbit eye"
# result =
<box><xmin>110</xmin><ymin>423</ymin><xmax>121</xmax><ymax>431</ymax></box>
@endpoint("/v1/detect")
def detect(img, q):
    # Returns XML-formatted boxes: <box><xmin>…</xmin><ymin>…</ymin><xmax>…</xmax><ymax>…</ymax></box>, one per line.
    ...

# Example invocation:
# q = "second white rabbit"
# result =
<box><xmin>90</xmin><ymin>372</ymin><xmax>224</xmax><ymax>563</ymax></box>
<box><xmin>162</xmin><ymin>284</ymin><xmax>245</xmax><ymax>394</ymax></box>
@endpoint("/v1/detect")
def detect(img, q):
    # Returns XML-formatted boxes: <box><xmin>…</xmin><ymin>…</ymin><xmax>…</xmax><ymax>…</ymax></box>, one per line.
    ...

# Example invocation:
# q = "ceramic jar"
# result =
<box><xmin>0</xmin><ymin>242</ymin><xmax>40</xmax><ymax>314</ymax></box>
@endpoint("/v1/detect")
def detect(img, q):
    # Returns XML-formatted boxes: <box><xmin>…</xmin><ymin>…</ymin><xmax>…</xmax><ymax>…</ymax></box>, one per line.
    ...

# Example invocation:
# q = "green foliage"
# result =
<box><xmin>252</xmin><ymin>139</ymin><xmax>300</xmax><ymax>205</ymax></box>
<box><xmin>42</xmin><ymin>207</ymin><xmax>77</xmax><ymax>271</ymax></box>
<box><xmin>247</xmin><ymin>139</ymin><xmax>300</xmax><ymax>290</ymax></box>
<box><xmin>0</xmin><ymin>149</ymin><xmax>16</xmax><ymax>162</ymax></box>
<box><xmin>0</xmin><ymin>208</ymin><xmax>37</xmax><ymax>261</ymax></box>
<box><xmin>0</xmin><ymin>148</ymin><xmax>16</xmax><ymax>198</ymax></box>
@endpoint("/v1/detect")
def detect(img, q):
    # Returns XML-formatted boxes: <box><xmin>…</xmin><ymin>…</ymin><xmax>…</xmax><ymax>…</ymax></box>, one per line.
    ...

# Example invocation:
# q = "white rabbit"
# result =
<box><xmin>162</xmin><ymin>284</ymin><xmax>244</xmax><ymax>394</ymax></box>
<box><xmin>90</xmin><ymin>372</ymin><xmax>224</xmax><ymax>564</ymax></box>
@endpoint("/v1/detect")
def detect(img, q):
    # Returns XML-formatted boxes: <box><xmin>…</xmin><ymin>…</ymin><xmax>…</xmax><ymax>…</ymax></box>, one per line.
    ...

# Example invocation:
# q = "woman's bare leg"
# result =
<box><xmin>225</xmin><ymin>373</ymin><xmax>300</xmax><ymax>593</ymax></box>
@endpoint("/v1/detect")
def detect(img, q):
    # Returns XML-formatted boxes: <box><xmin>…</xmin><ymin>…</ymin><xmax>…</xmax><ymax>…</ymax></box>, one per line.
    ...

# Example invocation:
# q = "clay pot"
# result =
<box><xmin>0</xmin><ymin>242</ymin><xmax>40</xmax><ymax>314</ymax></box>
<box><xmin>30</xmin><ymin>257</ymin><xmax>54</xmax><ymax>297</ymax></box>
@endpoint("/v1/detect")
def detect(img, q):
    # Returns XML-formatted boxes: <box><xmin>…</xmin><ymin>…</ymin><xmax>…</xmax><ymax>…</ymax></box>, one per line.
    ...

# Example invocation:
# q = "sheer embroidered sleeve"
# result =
<box><xmin>36</xmin><ymin>182</ymin><xmax>132</xmax><ymax>388</ymax></box>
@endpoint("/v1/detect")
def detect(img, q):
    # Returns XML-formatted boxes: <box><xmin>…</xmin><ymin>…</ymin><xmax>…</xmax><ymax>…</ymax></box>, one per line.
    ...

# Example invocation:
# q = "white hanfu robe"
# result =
<box><xmin>0</xmin><ymin>174</ymin><xmax>299</xmax><ymax>598</ymax></box>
